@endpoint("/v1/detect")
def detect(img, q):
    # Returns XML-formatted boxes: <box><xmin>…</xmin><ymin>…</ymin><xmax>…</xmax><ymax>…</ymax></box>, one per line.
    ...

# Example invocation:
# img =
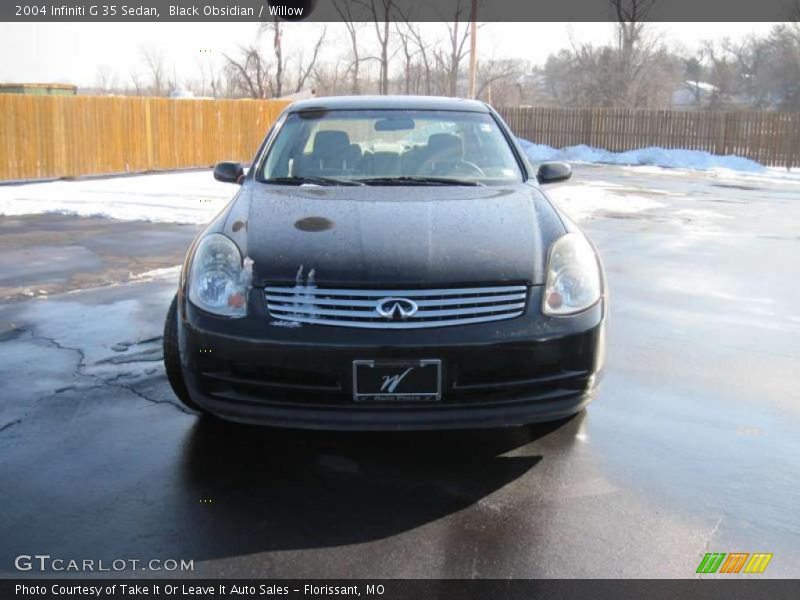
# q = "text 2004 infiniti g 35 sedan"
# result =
<box><xmin>163</xmin><ymin>96</ymin><xmax>607</xmax><ymax>430</ymax></box>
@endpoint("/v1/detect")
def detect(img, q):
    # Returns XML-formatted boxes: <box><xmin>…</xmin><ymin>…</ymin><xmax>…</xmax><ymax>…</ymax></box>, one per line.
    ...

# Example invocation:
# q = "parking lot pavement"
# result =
<box><xmin>0</xmin><ymin>213</ymin><xmax>201</xmax><ymax>301</ymax></box>
<box><xmin>0</xmin><ymin>165</ymin><xmax>798</xmax><ymax>578</ymax></box>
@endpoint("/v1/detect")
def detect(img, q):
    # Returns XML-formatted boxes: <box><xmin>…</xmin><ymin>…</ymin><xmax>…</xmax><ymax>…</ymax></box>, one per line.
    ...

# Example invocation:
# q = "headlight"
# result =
<box><xmin>542</xmin><ymin>233</ymin><xmax>601</xmax><ymax>316</ymax></box>
<box><xmin>188</xmin><ymin>233</ymin><xmax>249</xmax><ymax>317</ymax></box>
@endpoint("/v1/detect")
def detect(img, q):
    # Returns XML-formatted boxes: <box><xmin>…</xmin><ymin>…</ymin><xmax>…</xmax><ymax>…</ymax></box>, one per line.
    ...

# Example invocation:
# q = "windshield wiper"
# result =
<box><xmin>358</xmin><ymin>176</ymin><xmax>484</xmax><ymax>187</ymax></box>
<box><xmin>262</xmin><ymin>176</ymin><xmax>364</xmax><ymax>186</ymax></box>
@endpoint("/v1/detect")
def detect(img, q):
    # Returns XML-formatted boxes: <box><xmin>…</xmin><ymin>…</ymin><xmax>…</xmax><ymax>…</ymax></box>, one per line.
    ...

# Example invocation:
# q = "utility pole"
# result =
<box><xmin>468</xmin><ymin>0</ymin><xmax>477</xmax><ymax>99</ymax></box>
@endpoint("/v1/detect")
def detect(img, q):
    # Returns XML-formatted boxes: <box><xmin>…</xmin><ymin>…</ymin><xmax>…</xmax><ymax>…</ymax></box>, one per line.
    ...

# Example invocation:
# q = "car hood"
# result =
<box><xmin>224</xmin><ymin>183</ymin><xmax>565</xmax><ymax>287</ymax></box>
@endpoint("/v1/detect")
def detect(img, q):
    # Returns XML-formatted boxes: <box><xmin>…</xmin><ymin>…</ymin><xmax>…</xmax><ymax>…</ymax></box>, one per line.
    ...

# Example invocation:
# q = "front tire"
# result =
<box><xmin>163</xmin><ymin>294</ymin><xmax>206</xmax><ymax>413</ymax></box>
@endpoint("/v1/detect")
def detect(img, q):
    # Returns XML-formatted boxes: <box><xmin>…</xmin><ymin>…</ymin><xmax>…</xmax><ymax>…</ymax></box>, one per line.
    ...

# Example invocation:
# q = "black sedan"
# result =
<box><xmin>163</xmin><ymin>96</ymin><xmax>607</xmax><ymax>430</ymax></box>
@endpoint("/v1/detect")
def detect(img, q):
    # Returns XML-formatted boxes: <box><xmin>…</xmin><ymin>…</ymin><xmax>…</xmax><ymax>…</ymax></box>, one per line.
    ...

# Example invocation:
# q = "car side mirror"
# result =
<box><xmin>536</xmin><ymin>161</ymin><xmax>572</xmax><ymax>184</ymax></box>
<box><xmin>213</xmin><ymin>161</ymin><xmax>245</xmax><ymax>184</ymax></box>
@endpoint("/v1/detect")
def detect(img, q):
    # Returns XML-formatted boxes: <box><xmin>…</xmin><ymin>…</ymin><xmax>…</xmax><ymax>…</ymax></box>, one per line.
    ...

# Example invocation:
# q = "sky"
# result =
<box><xmin>0</xmin><ymin>21</ymin><xmax>781</xmax><ymax>88</ymax></box>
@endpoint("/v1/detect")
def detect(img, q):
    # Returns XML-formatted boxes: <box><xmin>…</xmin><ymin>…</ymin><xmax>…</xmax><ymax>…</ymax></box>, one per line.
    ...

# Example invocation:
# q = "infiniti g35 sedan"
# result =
<box><xmin>163</xmin><ymin>96</ymin><xmax>607</xmax><ymax>430</ymax></box>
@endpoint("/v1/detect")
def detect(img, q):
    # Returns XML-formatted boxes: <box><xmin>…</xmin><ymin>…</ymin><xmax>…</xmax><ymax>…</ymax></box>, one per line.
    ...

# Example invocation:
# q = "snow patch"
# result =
<box><xmin>547</xmin><ymin>181</ymin><xmax>666</xmax><ymax>221</ymax></box>
<box><xmin>519</xmin><ymin>139</ymin><xmax>766</xmax><ymax>173</ymax></box>
<box><xmin>0</xmin><ymin>170</ymin><xmax>237</xmax><ymax>224</ymax></box>
<box><xmin>130</xmin><ymin>265</ymin><xmax>183</xmax><ymax>280</ymax></box>
<box><xmin>673</xmin><ymin>208</ymin><xmax>733</xmax><ymax>220</ymax></box>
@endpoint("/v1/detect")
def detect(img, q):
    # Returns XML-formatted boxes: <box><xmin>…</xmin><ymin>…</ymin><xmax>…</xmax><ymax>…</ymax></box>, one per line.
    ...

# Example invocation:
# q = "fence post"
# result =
<box><xmin>144</xmin><ymin>98</ymin><xmax>154</xmax><ymax>171</ymax></box>
<box><xmin>723</xmin><ymin>112</ymin><xmax>731</xmax><ymax>156</ymax></box>
<box><xmin>52</xmin><ymin>97</ymin><xmax>67</xmax><ymax>178</ymax></box>
<box><xmin>583</xmin><ymin>109</ymin><xmax>594</xmax><ymax>147</ymax></box>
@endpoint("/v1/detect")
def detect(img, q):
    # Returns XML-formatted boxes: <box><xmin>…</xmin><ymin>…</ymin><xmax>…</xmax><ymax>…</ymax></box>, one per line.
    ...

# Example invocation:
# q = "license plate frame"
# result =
<box><xmin>352</xmin><ymin>359</ymin><xmax>442</xmax><ymax>402</ymax></box>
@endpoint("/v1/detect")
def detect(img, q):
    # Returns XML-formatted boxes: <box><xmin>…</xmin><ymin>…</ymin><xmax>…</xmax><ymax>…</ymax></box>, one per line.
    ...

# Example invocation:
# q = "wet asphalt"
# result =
<box><xmin>0</xmin><ymin>214</ymin><xmax>200</xmax><ymax>301</ymax></box>
<box><xmin>0</xmin><ymin>165</ymin><xmax>798</xmax><ymax>578</ymax></box>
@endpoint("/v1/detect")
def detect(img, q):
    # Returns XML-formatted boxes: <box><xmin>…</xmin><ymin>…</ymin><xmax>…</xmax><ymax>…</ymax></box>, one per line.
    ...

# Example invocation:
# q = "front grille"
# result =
<box><xmin>264</xmin><ymin>284</ymin><xmax>528</xmax><ymax>329</ymax></box>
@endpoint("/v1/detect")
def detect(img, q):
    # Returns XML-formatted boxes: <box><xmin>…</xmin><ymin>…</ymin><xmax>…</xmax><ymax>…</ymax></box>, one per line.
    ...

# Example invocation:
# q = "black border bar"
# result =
<box><xmin>3</xmin><ymin>579</ymin><xmax>800</xmax><ymax>600</ymax></box>
<box><xmin>3</xmin><ymin>0</ymin><xmax>798</xmax><ymax>22</ymax></box>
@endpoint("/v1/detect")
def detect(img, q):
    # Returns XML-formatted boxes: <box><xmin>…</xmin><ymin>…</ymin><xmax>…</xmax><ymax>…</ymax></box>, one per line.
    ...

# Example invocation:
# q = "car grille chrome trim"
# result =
<box><xmin>264</xmin><ymin>285</ymin><xmax>528</xmax><ymax>329</ymax></box>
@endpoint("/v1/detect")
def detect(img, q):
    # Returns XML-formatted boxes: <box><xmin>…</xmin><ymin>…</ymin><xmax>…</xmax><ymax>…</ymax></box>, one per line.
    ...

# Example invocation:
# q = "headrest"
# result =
<box><xmin>426</xmin><ymin>133</ymin><xmax>463</xmax><ymax>161</ymax></box>
<box><xmin>312</xmin><ymin>130</ymin><xmax>351</xmax><ymax>155</ymax></box>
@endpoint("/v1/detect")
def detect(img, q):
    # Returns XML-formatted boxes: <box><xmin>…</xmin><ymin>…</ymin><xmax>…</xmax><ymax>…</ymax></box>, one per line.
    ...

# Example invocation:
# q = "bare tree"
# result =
<box><xmin>224</xmin><ymin>24</ymin><xmax>326</xmax><ymax>99</ymax></box>
<box><xmin>395</xmin><ymin>23</ymin><xmax>419</xmax><ymax>94</ymax></box>
<box><xmin>167</xmin><ymin>64</ymin><xmax>181</xmax><ymax>95</ymax></box>
<box><xmin>398</xmin><ymin>21</ymin><xmax>435</xmax><ymax>95</ymax></box>
<box><xmin>701</xmin><ymin>26</ymin><xmax>800</xmax><ymax>111</ymax></box>
<box><xmin>435</xmin><ymin>0</ymin><xmax>473</xmax><ymax>96</ymax></box>
<box><xmin>264</xmin><ymin>20</ymin><xmax>285</xmax><ymax>97</ymax></box>
<box><xmin>140</xmin><ymin>45</ymin><xmax>167</xmax><ymax>96</ymax></box>
<box><xmin>608</xmin><ymin>0</ymin><xmax>660</xmax><ymax>106</ymax></box>
<box><xmin>223</xmin><ymin>45</ymin><xmax>271</xmax><ymax>98</ymax></box>
<box><xmin>194</xmin><ymin>54</ymin><xmax>225</xmax><ymax>98</ymax></box>
<box><xmin>610</xmin><ymin>0</ymin><xmax>658</xmax><ymax>63</ymax></box>
<box><xmin>700</xmin><ymin>40</ymin><xmax>737</xmax><ymax>108</ymax></box>
<box><xmin>475</xmin><ymin>58</ymin><xmax>519</xmax><ymax>101</ymax></box>
<box><xmin>95</xmin><ymin>65</ymin><xmax>116</xmax><ymax>92</ymax></box>
<box><xmin>358</xmin><ymin>0</ymin><xmax>398</xmax><ymax>94</ymax></box>
<box><xmin>260</xmin><ymin>20</ymin><xmax>326</xmax><ymax>97</ymax></box>
<box><xmin>129</xmin><ymin>69</ymin><xmax>144</xmax><ymax>96</ymax></box>
<box><xmin>313</xmin><ymin>61</ymin><xmax>346</xmax><ymax>95</ymax></box>
<box><xmin>763</xmin><ymin>25</ymin><xmax>800</xmax><ymax>110</ymax></box>
<box><xmin>293</xmin><ymin>28</ymin><xmax>326</xmax><ymax>94</ymax></box>
<box><xmin>542</xmin><ymin>4</ymin><xmax>679</xmax><ymax>110</ymax></box>
<box><xmin>332</xmin><ymin>1</ymin><xmax>367</xmax><ymax>94</ymax></box>
<box><xmin>682</xmin><ymin>56</ymin><xmax>705</xmax><ymax>105</ymax></box>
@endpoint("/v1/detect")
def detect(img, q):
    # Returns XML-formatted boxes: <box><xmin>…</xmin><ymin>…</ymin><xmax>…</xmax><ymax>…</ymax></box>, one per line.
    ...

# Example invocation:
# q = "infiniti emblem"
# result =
<box><xmin>375</xmin><ymin>297</ymin><xmax>418</xmax><ymax>321</ymax></box>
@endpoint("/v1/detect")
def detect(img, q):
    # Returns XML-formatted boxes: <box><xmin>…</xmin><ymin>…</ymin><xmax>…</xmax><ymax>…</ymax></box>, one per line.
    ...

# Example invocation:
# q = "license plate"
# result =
<box><xmin>352</xmin><ymin>359</ymin><xmax>442</xmax><ymax>402</ymax></box>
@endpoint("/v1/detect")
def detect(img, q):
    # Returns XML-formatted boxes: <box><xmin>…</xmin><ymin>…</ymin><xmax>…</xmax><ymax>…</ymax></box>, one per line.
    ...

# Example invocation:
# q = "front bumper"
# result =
<box><xmin>179</xmin><ymin>287</ymin><xmax>605</xmax><ymax>431</ymax></box>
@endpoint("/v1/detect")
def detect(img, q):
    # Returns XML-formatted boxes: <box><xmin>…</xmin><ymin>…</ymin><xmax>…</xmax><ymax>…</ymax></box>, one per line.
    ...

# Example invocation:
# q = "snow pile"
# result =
<box><xmin>518</xmin><ymin>139</ymin><xmax>766</xmax><ymax>173</ymax></box>
<box><xmin>0</xmin><ymin>170</ymin><xmax>236</xmax><ymax>224</ymax></box>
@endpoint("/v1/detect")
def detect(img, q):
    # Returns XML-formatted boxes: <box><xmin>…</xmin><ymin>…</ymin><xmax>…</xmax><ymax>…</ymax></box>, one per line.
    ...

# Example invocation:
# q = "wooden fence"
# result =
<box><xmin>2</xmin><ymin>98</ymin><xmax>800</xmax><ymax>180</ymax></box>
<box><xmin>498</xmin><ymin>106</ymin><xmax>800</xmax><ymax>168</ymax></box>
<box><xmin>0</xmin><ymin>95</ymin><xmax>290</xmax><ymax>181</ymax></box>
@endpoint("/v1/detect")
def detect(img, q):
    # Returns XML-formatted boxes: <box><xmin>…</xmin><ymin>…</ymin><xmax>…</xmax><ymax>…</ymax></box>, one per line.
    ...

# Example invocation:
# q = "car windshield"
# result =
<box><xmin>259</xmin><ymin>109</ymin><xmax>523</xmax><ymax>185</ymax></box>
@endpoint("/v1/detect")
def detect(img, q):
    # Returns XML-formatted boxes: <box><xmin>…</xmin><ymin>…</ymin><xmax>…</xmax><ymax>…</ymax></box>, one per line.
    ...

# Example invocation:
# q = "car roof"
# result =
<box><xmin>287</xmin><ymin>95</ymin><xmax>492</xmax><ymax>113</ymax></box>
